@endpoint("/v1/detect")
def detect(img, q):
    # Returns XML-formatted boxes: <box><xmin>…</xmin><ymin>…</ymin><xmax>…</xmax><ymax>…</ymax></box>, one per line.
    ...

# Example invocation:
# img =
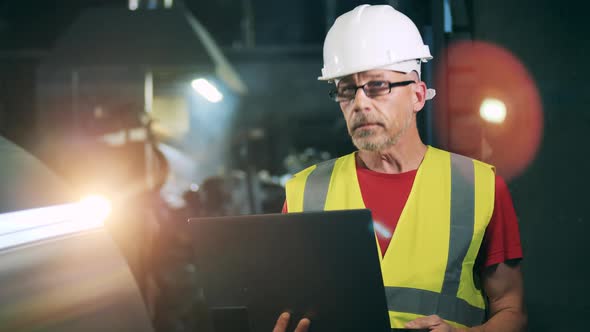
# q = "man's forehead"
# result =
<box><xmin>338</xmin><ymin>70</ymin><xmax>407</xmax><ymax>83</ymax></box>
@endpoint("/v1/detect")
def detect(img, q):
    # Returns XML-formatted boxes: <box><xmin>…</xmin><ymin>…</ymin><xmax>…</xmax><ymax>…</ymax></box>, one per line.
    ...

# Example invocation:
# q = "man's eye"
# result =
<box><xmin>367</xmin><ymin>81</ymin><xmax>387</xmax><ymax>88</ymax></box>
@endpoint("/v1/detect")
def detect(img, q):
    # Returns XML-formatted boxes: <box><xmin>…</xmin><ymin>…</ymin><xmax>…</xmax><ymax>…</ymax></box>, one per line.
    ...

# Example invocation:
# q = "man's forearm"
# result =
<box><xmin>465</xmin><ymin>261</ymin><xmax>526</xmax><ymax>332</ymax></box>
<box><xmin>459</xmin><ymin>309</ymin><xmax>527</xmax><ymax>332</ymax></box>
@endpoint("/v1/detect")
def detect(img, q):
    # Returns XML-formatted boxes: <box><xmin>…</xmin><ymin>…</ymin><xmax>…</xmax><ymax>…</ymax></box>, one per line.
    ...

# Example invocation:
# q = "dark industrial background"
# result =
<box><xmin>1</xmin><ymin>0</ymin><xmax>589</xmax><ymax>330</ymax></box>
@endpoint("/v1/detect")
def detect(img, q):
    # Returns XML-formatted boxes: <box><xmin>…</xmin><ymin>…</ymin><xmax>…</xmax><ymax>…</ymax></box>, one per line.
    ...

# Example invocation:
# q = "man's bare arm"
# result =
<box><xmin>464</xmin><ymin>260</ymin><xmax>527</xmax><ymax>332</ymax></box>
<box><xmin>406</xmin><ymin>260</ymin><xmax>526</xmax><ymax>332</ymax></box>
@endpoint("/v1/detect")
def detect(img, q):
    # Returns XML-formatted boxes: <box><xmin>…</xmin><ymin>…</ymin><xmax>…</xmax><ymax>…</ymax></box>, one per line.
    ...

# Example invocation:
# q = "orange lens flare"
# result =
<box><xmin>434</xmin><ymin>41</ymin><xmax>543</xmax><ymax>181</ymax></box>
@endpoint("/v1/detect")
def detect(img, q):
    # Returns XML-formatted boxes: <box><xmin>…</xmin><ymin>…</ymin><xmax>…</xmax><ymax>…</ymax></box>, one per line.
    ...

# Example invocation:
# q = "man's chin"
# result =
<box><xmin>353</xmin><ymin>139</ymin><xmax>384</xmax><ymax>152</ymax></box>
<box><xmin>352</xmin><ymin>136</ymin><xmax>396</xmax><ymax>152</ymax></box>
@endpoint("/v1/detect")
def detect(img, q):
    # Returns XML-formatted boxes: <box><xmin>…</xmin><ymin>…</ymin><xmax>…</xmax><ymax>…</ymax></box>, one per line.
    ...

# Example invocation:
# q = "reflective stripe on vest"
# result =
<box><xmin>300</xmin><ymin>152</ymin><xmax>485</xmax><ymax>327</ymax></box>
<box><xmin>385</xmin><ymin>287</ymin><xmax>484</xmax><ymax>328</ymax></box>
<box><xmin>303</xmin><ymin>158</ymin><xmax>337</xmax><ymax>211</ymax></box>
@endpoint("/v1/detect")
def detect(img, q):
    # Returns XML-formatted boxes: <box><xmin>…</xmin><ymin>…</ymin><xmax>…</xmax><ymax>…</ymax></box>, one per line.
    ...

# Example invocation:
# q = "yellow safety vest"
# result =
<box><xmin>285</xmin><ymin>146</ymin><xmax>495</xmax><ymax>329</ymax></box>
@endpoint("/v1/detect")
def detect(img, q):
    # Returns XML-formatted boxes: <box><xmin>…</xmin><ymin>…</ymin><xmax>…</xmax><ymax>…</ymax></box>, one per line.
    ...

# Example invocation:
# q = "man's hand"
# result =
<box><xmin>272</xmin><ymin>312</ymin><xmax>310</xmax><ymax>332</ymax></box>
<box><xmin>405</xmin><ymin>314</ymin><xmax>457</xmax><ymax>331</ymax></box>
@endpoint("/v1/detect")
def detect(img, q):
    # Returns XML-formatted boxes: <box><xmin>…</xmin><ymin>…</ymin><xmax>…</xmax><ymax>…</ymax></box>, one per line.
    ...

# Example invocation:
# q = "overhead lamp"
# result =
<box><xmin>191</xmin><ymin>78</ymin><xmax>223</xmax><ymax>103</ymax></box>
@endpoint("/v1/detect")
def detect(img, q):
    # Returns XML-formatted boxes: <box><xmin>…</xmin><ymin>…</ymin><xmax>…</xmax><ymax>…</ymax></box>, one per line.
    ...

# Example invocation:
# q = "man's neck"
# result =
<box><xmin>356</xmin><ymin>137</ymin><xmax>428</xmax><ymax>174</ymax></box>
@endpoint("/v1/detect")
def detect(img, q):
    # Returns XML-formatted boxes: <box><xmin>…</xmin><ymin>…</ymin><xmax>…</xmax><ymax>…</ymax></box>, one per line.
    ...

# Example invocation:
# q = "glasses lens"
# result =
<box><xmin>331</xmin><ymin>85</ymin><xmax>355</xmax><ymax>102</ymax></box>
<box><xmin>328</xmin><ymin>89</ymin><xmax>339</xmax><ymax>101</ymax></box>
<box><xmin>364</xmin><ymin>81</ymin><xmax>390</xmax><ymax>97</ymax></box>
<box><xmin>331</xmin><ymin>80</ymin><xmax>412</xmax><ymax>102</ymax></box>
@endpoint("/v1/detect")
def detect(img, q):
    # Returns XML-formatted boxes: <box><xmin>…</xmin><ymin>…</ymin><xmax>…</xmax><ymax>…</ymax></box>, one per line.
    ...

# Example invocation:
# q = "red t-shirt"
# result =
<box><xmin>283</xmin><ymin>167</ymin><xmax>523</xmax><ymax>269</ymax></box>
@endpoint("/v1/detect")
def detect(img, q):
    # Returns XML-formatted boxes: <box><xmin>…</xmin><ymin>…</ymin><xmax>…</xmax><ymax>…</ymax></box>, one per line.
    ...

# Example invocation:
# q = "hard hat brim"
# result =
<box><xmin>318</xmin><ymin>58</ymin><xmax>430</xmax><ymax>81</ymax></box>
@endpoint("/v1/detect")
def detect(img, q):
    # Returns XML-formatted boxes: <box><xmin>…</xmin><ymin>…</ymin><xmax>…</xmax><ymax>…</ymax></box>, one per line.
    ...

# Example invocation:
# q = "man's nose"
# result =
<box><xmin>351</xmin><ymin>87</ymin><xmax>372</xmax><ymax>112</ymax></box>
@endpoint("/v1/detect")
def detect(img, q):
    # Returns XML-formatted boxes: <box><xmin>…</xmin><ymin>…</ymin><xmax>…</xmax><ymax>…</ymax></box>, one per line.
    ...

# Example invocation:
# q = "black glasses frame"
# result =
<box><xmin>329</xmin><ymin>80</ymin><xmax>416</xmax><ymax>102</ymax></box>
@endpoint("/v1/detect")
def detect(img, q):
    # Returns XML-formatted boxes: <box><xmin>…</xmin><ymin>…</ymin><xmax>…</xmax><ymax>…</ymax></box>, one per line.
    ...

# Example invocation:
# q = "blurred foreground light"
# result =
<box><xmin>128</xmin><ymin>0</ymin><xmax>139</xmax><ymax>10</ymax></box>
<box><xmin>0</xmin><ymin>195</ymin><xmax>112</xmax><ymax>250</ymax></box>
<box><xmin>191</xmin><ymin>78</ymin><xmax>223</xmax><ymax>103</ymax></box>
<box><xmin>479</xmin><ymin>98</ymin><xmax>507</xmax><ymax>124</ymax></box>
<box><xmin>78</xmin><ymin>195</ymin><xmax>112</xmax><ymax>225</ymax></box>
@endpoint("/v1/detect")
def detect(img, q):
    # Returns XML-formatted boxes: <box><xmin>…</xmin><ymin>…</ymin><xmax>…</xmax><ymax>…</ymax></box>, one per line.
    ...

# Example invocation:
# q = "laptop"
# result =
<box><xmin>187</xmin><ymin>209</ymin><xmax>391</xmax><ymax>332</ymax></box>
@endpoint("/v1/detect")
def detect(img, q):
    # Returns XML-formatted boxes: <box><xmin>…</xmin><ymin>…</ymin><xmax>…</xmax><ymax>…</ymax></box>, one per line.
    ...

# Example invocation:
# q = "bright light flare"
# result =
<box><xmin>0</xmin><ymin>195</ymin><xmax>113</xmax><ymax>250</ymax></box>
<box><xmin>77</xmin><ymin>195</ymin><xmax>112</xmax><ymax>225</ymax></box>
<box><xmin>435</xmin><ymin>40</ymin><xmax>543</xmax><ymax>181</ymax></box>
<box><xmin>372</xmin><ymin>220</ymin><xmax>392</xmax><ymax>239</ymax></box>
<box><xmin>479</xmin><ymin>98</ymin><xmax>507</xmax><ymax>124</ymax></box>
<box><xmin>191</xmin><ymin>78</ymin><xmax>223</xmax><ymax>103</ymax></box>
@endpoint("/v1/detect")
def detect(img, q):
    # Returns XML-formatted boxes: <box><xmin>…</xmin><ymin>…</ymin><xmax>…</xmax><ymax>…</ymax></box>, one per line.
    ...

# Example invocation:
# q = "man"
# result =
<box><xmin>275</xmin><ymin>4</ymin><xmax>525</xmax><ymax>332</ymax></box>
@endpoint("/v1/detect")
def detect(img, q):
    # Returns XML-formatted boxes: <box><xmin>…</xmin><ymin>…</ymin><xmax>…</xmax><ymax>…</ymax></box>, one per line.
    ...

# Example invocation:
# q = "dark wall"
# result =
<box><xmin>0</xmin><ymin>56</ymin><xmax>39</xmax><ymax>152</ymax></box>
<box><xmin>226</xmin><ymin>48</ymin><xmax>352</xmax><ymax>175</ymax></box>
<box><xmin>474</xmin><ymin>1</ymin><xmax>590</xmax><ymax>330</ymax></box>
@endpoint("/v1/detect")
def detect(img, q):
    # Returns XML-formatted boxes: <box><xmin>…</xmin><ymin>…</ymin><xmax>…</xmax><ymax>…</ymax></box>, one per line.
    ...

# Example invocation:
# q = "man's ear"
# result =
<box><xmin>412</xmin><ymin>86</ymin><xmax>419</xmax><ymax>103</ymax></box>
<box><xmin>412</xmin><ymin>82</ymin><xmax>427</xmax><ymax>112</ymax></box>
<box><xmin>408</xmin><ymin>71</ymin><xmax>426</xmax><ymax>111</ymax></box>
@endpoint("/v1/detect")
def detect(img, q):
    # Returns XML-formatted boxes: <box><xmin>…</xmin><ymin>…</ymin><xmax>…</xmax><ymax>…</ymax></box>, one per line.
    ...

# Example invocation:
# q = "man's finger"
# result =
<box><xmin>405</xmin><ymin>314</ymin><xmax>442</xmax><ymax>328</ymax></box>
<box><xmin>272</xmin><ymin>312</ymin><xmax>291</xmax><ymax>332</ymax></box>
<box><xmin>294</xmin><ymin>318</ymin><xmax>311</xmax><ymax>332</ymax></box>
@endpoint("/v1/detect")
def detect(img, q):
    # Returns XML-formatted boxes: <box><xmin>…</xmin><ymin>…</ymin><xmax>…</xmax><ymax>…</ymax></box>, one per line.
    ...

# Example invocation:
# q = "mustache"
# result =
<box><xmin>350</xmin><ymin>114</ymin><xmax>385</xmax><ymax>131</ymax></box>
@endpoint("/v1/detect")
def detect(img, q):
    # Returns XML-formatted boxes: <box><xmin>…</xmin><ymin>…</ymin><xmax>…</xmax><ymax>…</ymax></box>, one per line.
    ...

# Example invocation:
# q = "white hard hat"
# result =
<box><xmin>320</xmin><ymin>4</ymin><xmax>436</xmax><ymax>100</ymax></box>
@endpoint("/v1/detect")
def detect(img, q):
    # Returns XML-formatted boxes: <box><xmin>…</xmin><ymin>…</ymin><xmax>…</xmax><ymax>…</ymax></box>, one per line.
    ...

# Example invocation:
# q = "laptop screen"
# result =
<box><xmin>188</xmin><ymin>209</ymin><xmax>391</xmax><ymax>332</ymax></box>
